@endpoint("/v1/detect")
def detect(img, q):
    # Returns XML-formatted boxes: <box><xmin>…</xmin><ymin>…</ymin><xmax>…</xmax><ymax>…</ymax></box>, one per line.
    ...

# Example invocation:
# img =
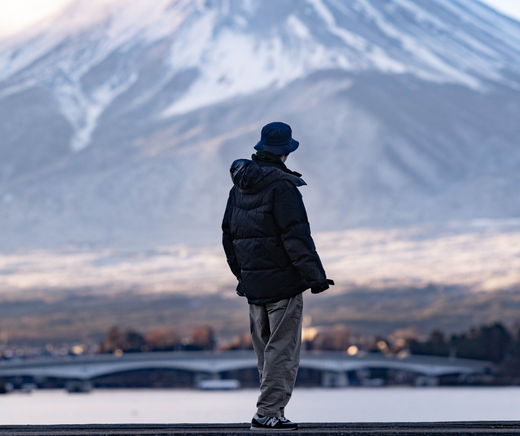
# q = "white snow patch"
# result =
<box><xmin>0</xmin><ymin>80</ymin><xmax>37</xmax><ymax>99</ymax></box>
<box><xmin>287</xmin><ymin>15</ymin><xmax>312</xmax><ymax>40</ymax></box>
<box><xmin>164</xmin><ymin>32</ymin><xmax>289</xmax><ymax>117</ymax></box>
<box><xmin>56</xmin><ymin>72</ymin><xmax>138</xmax><ymax>152</ymax></box>
<box><xmin>167</xmin><ymin>11</ymin><xmax>217</xmax><ymax>70</ymax></box>
<box><xmin>307</xmin><ymin>0</ymin><xmax>367</xmax><ymax>50</ymax></box>
<box><xmin>437</xmin><ymin>0</ymin><xmax>520</xmax><ymax>50</ymax></box>
<box><xmin>163</xmin><ymin>15</ymin><xmax>359</xmax><ymax>117</ymax></box>
<box><xmin>366</xmin><ymin>46</ymin><xmax>407</xmax><ymax>73</ymax></box>
<box><xmin>306</xmin><ymin>0</ymin><xmax>405</xmax><ymax>74</ymax></box>
<box><xmin>356</xmin><ymin>0</ymin><xmax>482</xmax><ymax>89</ymax></box>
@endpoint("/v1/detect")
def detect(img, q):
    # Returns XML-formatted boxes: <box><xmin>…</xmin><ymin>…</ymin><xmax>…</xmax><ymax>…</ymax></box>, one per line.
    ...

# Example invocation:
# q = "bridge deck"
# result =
<box><xmin>0</xmin><ymin>351</ymin><xmax>494</xmax><ymax>381</ymax></box>
<box><xmin>1</xmin><ymin>422</ymin><xmax>519</xmax><ymax>436</ymax></box>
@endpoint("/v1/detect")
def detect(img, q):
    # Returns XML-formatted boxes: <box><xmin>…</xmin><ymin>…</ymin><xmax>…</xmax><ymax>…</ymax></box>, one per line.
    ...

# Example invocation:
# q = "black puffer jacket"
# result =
<box><xmin>222</xmin><ymin>155</ymin><xmax>329</xmax><ymax>305</ymax></box>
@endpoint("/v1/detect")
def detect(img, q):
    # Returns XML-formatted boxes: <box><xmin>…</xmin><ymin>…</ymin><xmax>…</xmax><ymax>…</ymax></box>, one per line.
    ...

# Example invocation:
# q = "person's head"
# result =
<box><xmin>254</xmin><ymin>122</ymin><xmax>299</xmax><ymax>157</ymax></box>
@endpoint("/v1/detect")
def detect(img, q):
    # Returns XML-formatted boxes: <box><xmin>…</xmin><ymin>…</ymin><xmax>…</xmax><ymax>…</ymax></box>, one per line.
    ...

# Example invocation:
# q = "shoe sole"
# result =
<box><xmin>250</xmin><ymin>425</ymin><xmax>298</xmax><ymax>431</ymax></box>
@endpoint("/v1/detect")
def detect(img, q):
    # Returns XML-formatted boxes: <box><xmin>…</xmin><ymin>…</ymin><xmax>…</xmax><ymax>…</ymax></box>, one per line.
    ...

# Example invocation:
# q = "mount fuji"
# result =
<box><xmin>1</xmin><ymin>0</ymin><xmax>520</xmax><ymax>251</ymax></box>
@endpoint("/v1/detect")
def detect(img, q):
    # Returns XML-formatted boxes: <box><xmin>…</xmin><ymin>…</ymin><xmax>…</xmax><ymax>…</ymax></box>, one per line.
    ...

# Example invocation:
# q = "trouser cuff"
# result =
<box><xmin>257</xmin><ymin>408</ymin><xmax>281</xmax><ymax>418</ymax></box>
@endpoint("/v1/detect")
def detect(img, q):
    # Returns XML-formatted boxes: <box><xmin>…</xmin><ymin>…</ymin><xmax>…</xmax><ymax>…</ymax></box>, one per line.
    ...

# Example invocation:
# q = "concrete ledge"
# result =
<box><xmin>1</xmin><ymin>422</ymin><xmax>520</xmax><ymax>436</ymax></box>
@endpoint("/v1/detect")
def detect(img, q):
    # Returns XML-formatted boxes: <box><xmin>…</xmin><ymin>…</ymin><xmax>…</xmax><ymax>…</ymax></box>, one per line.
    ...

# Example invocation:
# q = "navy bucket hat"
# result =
<box><xmin>254</xmin><ymin>122</ymin><xmax>299</xmax><ymax>155</ymax></box>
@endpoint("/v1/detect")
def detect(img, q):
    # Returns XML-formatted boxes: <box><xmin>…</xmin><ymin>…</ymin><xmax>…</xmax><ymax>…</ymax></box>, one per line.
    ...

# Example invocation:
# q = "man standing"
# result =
<box><xmin>222</xmin><ymin>122</ymin><xmax>332</xmax><ymax>431</ymax></box>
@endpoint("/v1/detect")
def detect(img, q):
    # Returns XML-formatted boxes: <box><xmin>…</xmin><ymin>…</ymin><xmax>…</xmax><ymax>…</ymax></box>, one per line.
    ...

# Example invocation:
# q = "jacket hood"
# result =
<box><xmin>230</xmin><ymin>159</ymin><xmax>306</xmax><ymax>194</ymax></box>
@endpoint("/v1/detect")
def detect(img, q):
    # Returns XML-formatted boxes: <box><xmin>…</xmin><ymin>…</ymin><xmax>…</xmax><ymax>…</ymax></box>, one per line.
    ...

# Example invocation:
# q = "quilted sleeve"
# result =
<box><xmin>222</xmin><ymin>190</ymin><xmax>242</xmax><ymax>281</ymax></box>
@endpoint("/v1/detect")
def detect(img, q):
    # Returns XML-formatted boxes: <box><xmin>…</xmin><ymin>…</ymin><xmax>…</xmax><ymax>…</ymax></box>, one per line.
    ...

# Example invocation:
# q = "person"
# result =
<box><xmin>222</xmin><ymin>122</ymin><xmax>333</xmax><ymax>431</ymax></box>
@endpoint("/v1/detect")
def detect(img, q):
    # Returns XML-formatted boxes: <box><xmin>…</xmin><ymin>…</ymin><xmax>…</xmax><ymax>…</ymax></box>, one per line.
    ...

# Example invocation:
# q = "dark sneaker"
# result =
<box><xmin>251</xmin><ymin>413</ymin><xmax>298</xmax><ymax>431</ymax></box>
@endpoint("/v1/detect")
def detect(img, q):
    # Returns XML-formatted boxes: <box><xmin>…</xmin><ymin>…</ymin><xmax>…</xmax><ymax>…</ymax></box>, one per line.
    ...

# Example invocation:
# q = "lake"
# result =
<box><xmin>1</xmin><ymin>387</ymin><xmax>519</xmax><ymax>424</ymax></box>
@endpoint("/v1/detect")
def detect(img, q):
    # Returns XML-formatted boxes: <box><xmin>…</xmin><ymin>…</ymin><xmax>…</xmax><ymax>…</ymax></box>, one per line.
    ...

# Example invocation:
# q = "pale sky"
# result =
<box><xmin>480</xmin><ymin>0</ymin><xmax>520</xmax><ymax>21</ymax></box>
<box><xmin>0</xmin><ymin>0</ymin><xmax>519</xmax><ymax>38</ymax></box>
<box><xmin>0</xmin><ymin>0</ymin><xmax>73</xmax><ymax>37</ymax></box>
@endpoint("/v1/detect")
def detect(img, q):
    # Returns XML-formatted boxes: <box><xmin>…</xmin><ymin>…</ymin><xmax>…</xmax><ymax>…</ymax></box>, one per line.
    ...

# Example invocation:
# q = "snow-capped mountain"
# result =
<box><xmin>1</xmin><ymin>0</ymin><xmax>520</xmax><ymax>250</ymax></box>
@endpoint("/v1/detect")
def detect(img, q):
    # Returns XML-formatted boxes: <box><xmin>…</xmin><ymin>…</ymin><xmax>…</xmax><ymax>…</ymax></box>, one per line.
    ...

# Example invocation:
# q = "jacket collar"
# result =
<box><xmin>251</xmin><ymin>151</ymin><xmax>302</xmax><ymax>177</ymax></box>
<box><xmin>230</xmin><ymin>158</ymin><xmax>306</xmax><ymax>194</ymax></box>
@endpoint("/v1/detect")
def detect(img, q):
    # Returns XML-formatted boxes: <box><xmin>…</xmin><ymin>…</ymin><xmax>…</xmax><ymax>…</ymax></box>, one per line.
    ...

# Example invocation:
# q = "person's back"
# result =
<box><xmin>222</xmin><ymin>122</ymin><xmax>332</xmax><ymax>430</ymax></box>
<box><xmin>223</xmin><ymin>154</ymin><xmax>328</xmax><ymax>304</ymax></box>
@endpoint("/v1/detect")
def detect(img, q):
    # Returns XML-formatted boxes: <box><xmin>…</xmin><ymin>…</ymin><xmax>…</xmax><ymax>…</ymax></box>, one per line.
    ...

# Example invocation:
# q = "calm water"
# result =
<box><xmin>1</xmin><ymin>387</ymin><xmax>520</xmax><ymax>425</ymax></box>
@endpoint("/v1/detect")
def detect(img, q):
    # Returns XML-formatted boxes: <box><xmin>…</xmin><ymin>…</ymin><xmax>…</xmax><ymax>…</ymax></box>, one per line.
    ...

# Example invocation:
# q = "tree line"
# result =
<box><xmin>98</xmin><ymin>321</ymin><xmax>520</xmax><ymax>376</ymax></box>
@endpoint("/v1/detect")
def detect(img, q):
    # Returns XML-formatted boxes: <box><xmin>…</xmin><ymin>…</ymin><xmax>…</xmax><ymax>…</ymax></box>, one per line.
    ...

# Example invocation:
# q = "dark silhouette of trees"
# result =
<box><xmin>451</xmin><ymin>323</ymin><xmax>511</xmax><ymax>363</ymax></box>
<box><xmin>188</xmin><ymin>326</ymin><xmax>215</xmax><ymax>351</ymax></box>
<box><xmin>410</xmin><ymin>322</ymin><xmax>511</xmax><ymax>363</ymax></box>
<box><xmin>409</xmin><ymin>329</ymin><xmax>450</xmax><ymax>357</ymax></box>
<box><xmin>220</xmin><ymin>333</ymin><xmax>253</xmax><ymax>351</ymax></box>
<box><xmin>307</xmin><ymin>325</ymin><xmax>353</xmax><ymax>351</ymax></box>
<box><xmin>99</xmin><ymin>325</ymin><xmax>216</xmax><ymax>354</ymax></box>
<box><xmin>99</xmin><ymin>327</ymin><xmax>146</xmax><ymax>354</ymax></box>
<box><xmin>498</xmin><ymin>325</ymin><xmax>520</xmax><ymax>378</ymax></box>
<box><xmin>98</xmin><ymin>321</ymin><xmax>517</xmax><ymax>372</ymax></box>
<box><xmin>145</xmin><ymin>329</ymin><xmax>181</xmax><ymax>352</ymax></box>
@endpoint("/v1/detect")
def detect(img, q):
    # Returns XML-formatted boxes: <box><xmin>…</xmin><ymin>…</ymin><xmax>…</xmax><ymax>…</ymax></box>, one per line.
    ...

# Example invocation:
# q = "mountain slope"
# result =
<box><xmin>0</xmin><ymin>0</ymin><xmax>520</xmax><ymax>250</ymax></box>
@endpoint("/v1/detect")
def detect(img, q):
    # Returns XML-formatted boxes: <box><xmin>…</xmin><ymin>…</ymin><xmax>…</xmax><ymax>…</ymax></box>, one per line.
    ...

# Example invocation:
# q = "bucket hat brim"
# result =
<box><xmin>254</xmin><ymin>138</ymin><xmax>299</xmax><ymax>155</ymax></box>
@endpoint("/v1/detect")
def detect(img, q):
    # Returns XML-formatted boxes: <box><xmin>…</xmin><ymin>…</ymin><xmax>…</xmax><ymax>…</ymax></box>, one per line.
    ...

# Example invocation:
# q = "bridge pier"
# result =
<box><xmin>193</xmin><ymin>372</ymin><xmax>221</xmax><ymax>388</ymax></box>
<box><xmin>320</xmin><ymin>371</ymin><xmax>348</xmax><ymax>388</ymax></box>
<box><xmin>65</xmin><ymin>380</ymin><xmax>93</xmax><ymax>393</ymax></box>
<box><xmin>414</xmin><ymin>375</ymin><xmax>439</xmax><ymax>387</ymax></box>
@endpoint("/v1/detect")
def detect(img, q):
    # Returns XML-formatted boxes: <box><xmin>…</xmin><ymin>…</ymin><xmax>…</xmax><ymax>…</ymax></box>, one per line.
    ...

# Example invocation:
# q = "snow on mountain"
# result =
<box><xmin>0</xmin><ymin>0</ymin><xmax>520</xmax><ymax>251</ymax></box>
<box><xmin>1</xmin><ymin>0</ymin><xmax>520</xmax><ymax>151</ymax></box>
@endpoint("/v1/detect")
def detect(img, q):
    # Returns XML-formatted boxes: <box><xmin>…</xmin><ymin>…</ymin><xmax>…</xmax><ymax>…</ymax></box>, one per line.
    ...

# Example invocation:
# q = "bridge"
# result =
<box><xmin>0</xmin><ymin>351</ymin><xmax>493</xmax><ymax>388</ymax></box>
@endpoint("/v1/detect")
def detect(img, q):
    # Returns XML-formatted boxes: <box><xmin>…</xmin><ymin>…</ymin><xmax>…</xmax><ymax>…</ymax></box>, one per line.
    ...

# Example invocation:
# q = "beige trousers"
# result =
<box><xmin>249</xmin><ymin>293</ymin><xmax>303</xmax><ymax>418</ymax></box>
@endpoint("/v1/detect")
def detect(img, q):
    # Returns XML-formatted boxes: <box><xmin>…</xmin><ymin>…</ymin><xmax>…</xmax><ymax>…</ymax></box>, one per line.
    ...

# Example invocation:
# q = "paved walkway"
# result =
<box><xmin>1</xmin><ymin>422</ymin><xmax>520</xmax><ymax>436</ymax></box>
